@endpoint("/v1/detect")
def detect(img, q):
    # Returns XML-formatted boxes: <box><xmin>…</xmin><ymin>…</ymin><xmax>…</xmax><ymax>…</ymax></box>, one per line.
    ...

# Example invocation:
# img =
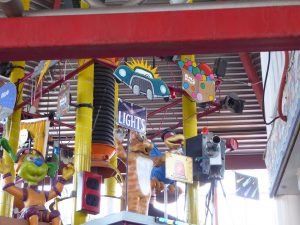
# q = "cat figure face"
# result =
<box><xmin>129</xmin><ymin>131</ymin><xmax>153</xmax><ymax>155</ymax></box>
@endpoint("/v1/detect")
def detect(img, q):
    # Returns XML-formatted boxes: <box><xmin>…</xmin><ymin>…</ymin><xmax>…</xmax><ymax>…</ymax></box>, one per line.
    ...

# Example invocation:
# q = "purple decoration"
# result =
<box><xmin>197</xmin><ymin>93</ymin><xmax>203</xmax><ymax>101</ymax></box>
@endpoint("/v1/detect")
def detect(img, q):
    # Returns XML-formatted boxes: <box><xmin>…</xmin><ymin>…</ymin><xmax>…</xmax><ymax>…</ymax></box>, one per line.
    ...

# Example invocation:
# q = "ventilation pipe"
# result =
<box><xmin>0</xmin><ymin>0</ymin><xmax>23</xmax><ymax>17</ymax></box>
<box><xmin>92</xmin><ymin>63</ymin><xmax>115</xmax><ymax>146</ymax></box>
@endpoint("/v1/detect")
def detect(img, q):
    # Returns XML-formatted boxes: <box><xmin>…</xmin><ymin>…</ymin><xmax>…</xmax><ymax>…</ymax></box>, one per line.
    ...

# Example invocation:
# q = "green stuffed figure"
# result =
<box><xmin>0</xmin><ymin>138</ymin><xmax>74</xmax><ymax>225</ymax></box>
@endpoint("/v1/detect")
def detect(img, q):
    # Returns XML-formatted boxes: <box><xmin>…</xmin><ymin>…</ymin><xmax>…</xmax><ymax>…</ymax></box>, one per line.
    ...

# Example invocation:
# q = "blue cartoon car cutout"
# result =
<box><xmin>114</xmin><ymin>65</ymin><xmax>170</xmax><ymax>101</ymax></box>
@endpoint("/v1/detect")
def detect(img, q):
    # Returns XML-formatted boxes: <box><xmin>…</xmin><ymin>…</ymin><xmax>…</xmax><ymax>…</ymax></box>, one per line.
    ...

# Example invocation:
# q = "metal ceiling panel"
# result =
<box><xmin>30</xmin><ymin>53</ymin><xmax>267</xmax><ymax>158</ymax></box>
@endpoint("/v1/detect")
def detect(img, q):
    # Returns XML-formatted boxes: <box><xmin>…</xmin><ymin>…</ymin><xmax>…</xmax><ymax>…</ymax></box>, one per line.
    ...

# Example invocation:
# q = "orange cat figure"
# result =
<box><xmin>115</xmin><ymin>131</ymin><xmax>164</xmax><ymax>215</ymax></box>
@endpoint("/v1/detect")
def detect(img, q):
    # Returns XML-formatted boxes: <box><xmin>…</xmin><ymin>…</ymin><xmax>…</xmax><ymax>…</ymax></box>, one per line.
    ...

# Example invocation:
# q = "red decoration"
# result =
<box><xmin>201</xmin><ymin>127</ymin><xmax>209</xmax><ymax>134</ymax></box>
<box><xmin>226</xmin><ymin>138</ymin><xmax>239</xmax><ymax>151</ymax></box>
<box><xmin>215</xmin><ymin>78</ymin><xmax>223</xmax><ymax>90</ymax></box>
<box><xmin>171</xmin><ymin>90</ymin><xmax>177</xmax><ymax>99</ymax></box>
<box><xmin>76</xmin><ymin>171</ymin><xmax>102</xmax><ymax>214</ymax></box>
<box><xmin>199</xmin><ymin>63</ymin><xmax>213</xmax><ymax>75</ymax></box>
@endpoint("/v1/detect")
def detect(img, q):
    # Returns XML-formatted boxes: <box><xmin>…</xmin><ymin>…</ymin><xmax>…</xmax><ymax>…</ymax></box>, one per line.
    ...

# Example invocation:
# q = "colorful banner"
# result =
<box><xmin>235</xmin><ymin>172</ymin><xmax>259</xmax><ymax>200</ymax></box>
<box><xmin>57</xmin><ymin>84</ymin><xmax>70</xmax><ymax>117</ymax></box>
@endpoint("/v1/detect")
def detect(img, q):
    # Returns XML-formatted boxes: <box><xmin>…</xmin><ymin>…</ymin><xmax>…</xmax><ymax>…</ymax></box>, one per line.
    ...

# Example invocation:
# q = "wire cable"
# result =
<box><xmin>262</xmin><ymin>52</ymin><xmax>279</xmax><ymax>125</ymax></box>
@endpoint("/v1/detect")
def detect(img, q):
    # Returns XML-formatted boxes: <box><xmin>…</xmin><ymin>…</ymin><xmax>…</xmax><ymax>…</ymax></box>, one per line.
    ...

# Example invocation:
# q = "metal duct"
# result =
<box><xmin>92</xmin><ymin>63</ymin><xmax>115</xmax><ymax>146</ymax></box>
<box><xmin>0</xmin><ymin>0</ymin><xmax>23</xmax><ymax>17</ymax></box>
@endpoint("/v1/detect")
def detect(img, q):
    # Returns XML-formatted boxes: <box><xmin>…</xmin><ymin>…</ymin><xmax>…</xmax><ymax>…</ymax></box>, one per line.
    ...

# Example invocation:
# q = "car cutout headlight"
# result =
<box><xmin>160</xmin><ymin>85</ymin><xmax>167</xmax><ymax>94</ymax></box>
<box><xmin>119</xmin><ymin>68</ymin><xmax>126</xmax><ymax>77</ymax></box>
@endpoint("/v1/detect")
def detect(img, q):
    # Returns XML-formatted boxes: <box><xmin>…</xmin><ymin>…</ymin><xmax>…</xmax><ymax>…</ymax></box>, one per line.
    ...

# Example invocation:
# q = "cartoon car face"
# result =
<box><xmin>114</xmin><ymin>65</ymin><xmax>170</xmax><ymax>101</ymax></box>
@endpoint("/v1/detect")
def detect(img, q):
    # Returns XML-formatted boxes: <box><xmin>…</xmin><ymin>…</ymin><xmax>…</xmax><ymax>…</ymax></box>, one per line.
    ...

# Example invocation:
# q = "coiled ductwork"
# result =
<box><xmin>92</xmin><ymin>63</ymin><xmax>115</xmax><ymax>146</ymax></box>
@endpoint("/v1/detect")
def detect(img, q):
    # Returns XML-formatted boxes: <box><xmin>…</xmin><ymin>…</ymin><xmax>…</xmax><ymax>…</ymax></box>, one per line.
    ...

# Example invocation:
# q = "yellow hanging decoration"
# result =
<box><xmin>37</xmin><ymin>60</ymin><xmax>51</xmax><ymax>86</ymax></box>
<box><xmin>126</xmin><ymin>58</ymin><xmax>160</xmax><ymax>79</ymax></box>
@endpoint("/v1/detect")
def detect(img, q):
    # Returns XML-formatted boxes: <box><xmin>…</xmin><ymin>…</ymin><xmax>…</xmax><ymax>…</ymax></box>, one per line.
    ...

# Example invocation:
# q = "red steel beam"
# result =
<box><xmin>15</xmin><ymin>59</ymin><xmax>94</xmax><ymax>110</ymax></box>
<box><xmin>239</xmin><ymin>52</ymin><xmax>263</xmax><ymax>109</ymax></box>
<box><xmin>147</xmin><ymin>98</ymin><xmax>181</xmax><ymax>118</ymax></box>
<box><xmin>0</xmin><ymin>5</ymin><xmax>300</xmax><ymax>60</ymax></box>
<box><xmin>16</xmin><ymin>71</ymin><xmax>34</xmax><ymax>85</ymax></box>
<box><xmin>148</xmin><ymin>103</ymin><xmax>222</xmax><ymax>139</ymax></box>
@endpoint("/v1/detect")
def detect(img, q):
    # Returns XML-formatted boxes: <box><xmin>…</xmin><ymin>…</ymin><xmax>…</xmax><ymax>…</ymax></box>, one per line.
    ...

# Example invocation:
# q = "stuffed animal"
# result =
<box><xmin>115</xmin><ymin>130</ymin><xmax>164</xmax><ymax>215</ymax></box>
<box><xmin>150</xmin><ymin>128</ymin><xmax>185</xmax><ymax>193</ymax></box>
<box><xmin>0</xmin><ymin>138</ymin><xmax>74</xmax><ymax>225</ymax></box>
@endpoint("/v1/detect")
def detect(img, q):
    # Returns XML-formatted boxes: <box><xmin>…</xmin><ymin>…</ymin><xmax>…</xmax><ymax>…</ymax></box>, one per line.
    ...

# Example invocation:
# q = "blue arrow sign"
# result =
<box><xmin>0</xmin><ymin>82</ymin><xmax>17</xmax><ymax>120</ymax></box>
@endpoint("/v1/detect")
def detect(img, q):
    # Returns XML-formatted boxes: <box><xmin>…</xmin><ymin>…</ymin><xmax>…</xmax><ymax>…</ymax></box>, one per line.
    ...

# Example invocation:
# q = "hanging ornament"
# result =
<box><xmin>179</xmin><ymin>59</ymin><xmax>216</xmax><ymax>103</ymax></box>
<box><xmin>113</xmin><ymin>58</ymin><xmax>170</xmax><ymax>101</ymax></box>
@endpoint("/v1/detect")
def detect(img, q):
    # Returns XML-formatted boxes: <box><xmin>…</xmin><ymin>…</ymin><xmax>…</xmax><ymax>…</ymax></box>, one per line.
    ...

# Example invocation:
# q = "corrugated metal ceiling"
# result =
<box><xmin>26</xmin><ymin>53</ymin><xmax>267</xmax><ymax>157</ymax></box>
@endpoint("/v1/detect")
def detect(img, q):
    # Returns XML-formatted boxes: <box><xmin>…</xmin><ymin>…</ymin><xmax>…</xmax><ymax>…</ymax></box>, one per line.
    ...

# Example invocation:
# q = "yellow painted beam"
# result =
<box><xmin>181</xmin><ymin>53</ymin><xmax>199</xmax><ymax>225</ymax></box>
<box><xmin>72</xmin><ymin>59</ymin><xmax>94</xmax><ymax>225</ymax></box>
<box><xmin>0</xmin><ymin>62</ymin><xmax>25</xmax><ymax>217</ymax></box>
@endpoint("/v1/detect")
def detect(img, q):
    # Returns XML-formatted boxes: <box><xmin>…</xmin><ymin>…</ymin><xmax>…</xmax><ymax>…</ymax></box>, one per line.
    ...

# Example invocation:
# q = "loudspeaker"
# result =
<box><xmin>0</xmin><ymin>62</ymin><xmax>12</xmax><ymax>77</ymax></box>
<box><xmin>76</xmin><ymin>171</ymin><xmax>102</xmax><ymax>214</ymax></box>
<box><xmin>213</xmin><ymin>58</ymin><xmax>227</xmax><ymax>77</ymax></box>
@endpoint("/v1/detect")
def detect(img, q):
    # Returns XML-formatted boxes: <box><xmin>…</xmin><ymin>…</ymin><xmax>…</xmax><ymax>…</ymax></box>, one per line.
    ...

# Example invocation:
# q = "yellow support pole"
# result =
<box><xmin>0</xmin><ymin>0</ymin><xmax>29</xmax><ymax>217</ymax></box>
<box><xmin>22</xmin><ymin>0</ymin><xmax>30</xmax><ymax>11</ymax></box>
<box><xmin>72</xmin><ymin>59</ymin><xmax>94</xmax><ymax>225</ymax></box>
<box><xmin>0</xmin><ymin>62</ymin><xmax>25</xmax><ymax>217</ymax></box>
<box><xmin>181</xmin><ymin>54</ymin><xmax>199</xmax><ymax>225</ymax></box>
<box><xmin>80</xmin><ymin>0</ymin><xmax>89</xmax><ymax>8</ymax></box>
<box><xmin>72</xmin><ymin>2</ymin><xmax>93</xmax><ymax>223</ymax></box>
<box><xmin>104</xmin><ymin>82</ymin><xmax>118</xmax><ymax>197</ymax></box>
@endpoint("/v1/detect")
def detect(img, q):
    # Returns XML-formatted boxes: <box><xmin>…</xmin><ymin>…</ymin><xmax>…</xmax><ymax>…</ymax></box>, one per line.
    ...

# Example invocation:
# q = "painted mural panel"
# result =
<box><xmin>265</xmin><ymin>51</ymin><xmax>300</xmax><ymax>193</ymax></box>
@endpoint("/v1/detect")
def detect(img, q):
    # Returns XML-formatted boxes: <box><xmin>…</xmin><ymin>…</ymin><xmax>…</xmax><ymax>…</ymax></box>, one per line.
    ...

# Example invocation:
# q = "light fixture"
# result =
<box><xmin>213</xmin><ymin>58</ymin><xmax>227</xmax><ymax>77</ymax></box>
<box><xmin>222</xmin><ymin>93</ymin><xmax>245</xmax><ymax>113</ymax></box>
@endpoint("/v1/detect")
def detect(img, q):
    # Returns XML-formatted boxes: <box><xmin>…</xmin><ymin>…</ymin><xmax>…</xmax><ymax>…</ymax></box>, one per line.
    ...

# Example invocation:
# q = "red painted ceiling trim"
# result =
<box><xmin>225</xmin><ymin>154</ymin><xmax>266</xmax><ymax>170</ymax></box>
<box><xmin>0</xmin><ymin>6</ymin><xmax>299</xmax><ymax>60</ymax></box>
